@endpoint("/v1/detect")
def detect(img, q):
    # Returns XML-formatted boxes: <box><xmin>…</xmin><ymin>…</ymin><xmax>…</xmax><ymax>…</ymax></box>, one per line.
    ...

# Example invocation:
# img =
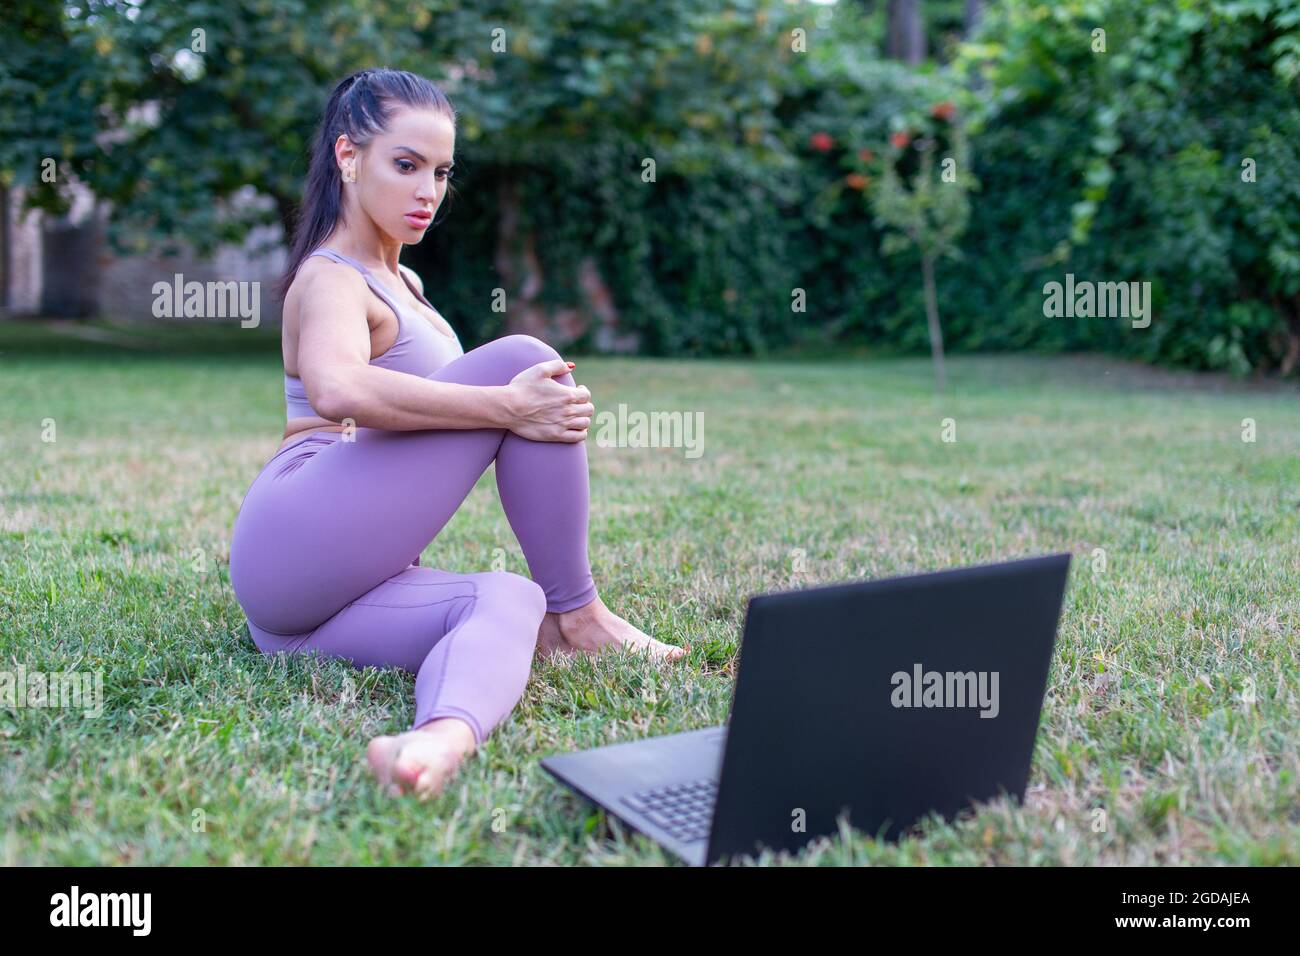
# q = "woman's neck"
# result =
<box><xmin>323</xmin><ymin>219</ymin><xmax>403</xmax><ymax>273</ymax></box>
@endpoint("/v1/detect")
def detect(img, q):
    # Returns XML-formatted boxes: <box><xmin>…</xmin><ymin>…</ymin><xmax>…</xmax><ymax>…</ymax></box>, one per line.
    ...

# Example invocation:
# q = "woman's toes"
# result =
<box><xmin>370</xmin><ymin>728</ymin><xmax>472</xmax><ymax>798</ymax></box>
<box><xmin>366</xmin><ymin>735</ymin><xmax>401</xmax><ymax>786</ymax></box>
<box><xmin>391</xmin><ymin>737</ymin><xmax>463</xmax><ymax>795</ymax></box>
<box><xmin>633</xmin><ymin>633</ymin><xmax>686</xmax><ymax>661</ymax></box>
<box><xmin>393</xmin><ymin>748</ymin><xmax>426</xmax><ymax>789</ymax></box>
<box><xmin>413</xmin><ymin>765</ymin><xmax>446</xmax><ymax>799</ymax></box>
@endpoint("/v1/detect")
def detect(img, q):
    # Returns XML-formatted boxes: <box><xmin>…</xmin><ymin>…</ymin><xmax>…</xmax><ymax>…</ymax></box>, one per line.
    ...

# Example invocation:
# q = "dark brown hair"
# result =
<box><xmin>278</xmin><ymin>67</ymin><xmax>457</xmax><ymax>300</ymax></box>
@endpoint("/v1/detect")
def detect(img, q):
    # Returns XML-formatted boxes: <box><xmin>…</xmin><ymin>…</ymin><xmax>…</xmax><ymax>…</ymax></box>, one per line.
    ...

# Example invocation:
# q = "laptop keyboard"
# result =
<box><xmin>619</xmin><ymin>778</ymin><xmax>719</xmax><ymax>843</ymax></box>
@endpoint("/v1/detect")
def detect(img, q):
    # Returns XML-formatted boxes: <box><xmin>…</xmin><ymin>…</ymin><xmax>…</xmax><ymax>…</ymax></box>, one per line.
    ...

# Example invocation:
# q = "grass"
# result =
<box><xmin>1</xmin><ymin>318</ymin><xmax>1298</xmax><ymax>865</ymax></box>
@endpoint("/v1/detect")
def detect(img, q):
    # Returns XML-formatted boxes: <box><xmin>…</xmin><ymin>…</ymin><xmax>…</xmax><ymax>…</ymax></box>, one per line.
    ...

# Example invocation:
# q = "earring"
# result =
<box><xmin>342</xmin><ymin>165</ymin><xmax>356</xmax><ymax>183</ymax></box>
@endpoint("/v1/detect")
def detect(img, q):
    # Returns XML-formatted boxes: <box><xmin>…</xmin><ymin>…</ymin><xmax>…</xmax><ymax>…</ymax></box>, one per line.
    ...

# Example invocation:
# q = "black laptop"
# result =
<box><xmin>541</xmin><ymin>552</ymin><xmax>1072</xmax><ymax>866</ymax></box>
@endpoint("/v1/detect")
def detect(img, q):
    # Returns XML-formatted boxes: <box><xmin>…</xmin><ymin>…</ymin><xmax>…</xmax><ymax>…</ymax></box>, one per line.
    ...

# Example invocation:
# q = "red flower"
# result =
<box><xmin>890</xmin><ymin>131</ymin><xmax>911</xmax><ymax>149</ymax></box>
<box><xmin>930</xmin><ymin>101</ymin><xmax>957</xmax><ymax>122</ymax></box>
<box><xmin>857</xmin><ymin>148</ymin><xmax>875</xmax><ymax>163</ymax></box>
<box><xmin>845</xmin><ymin>173</ymin><xmax>870</xmax><ymax>191</ymax></box>
<box><xmin>809</xmin><ymin>131</ymin><xmax>834</xmax><ymax>152</ymax></box>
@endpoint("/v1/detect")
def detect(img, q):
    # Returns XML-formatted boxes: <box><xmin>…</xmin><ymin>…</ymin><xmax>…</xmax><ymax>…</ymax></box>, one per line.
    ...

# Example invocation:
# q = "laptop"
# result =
<box><xmin>541</xmin><ymin>552</ymin><xmax>1072</xmax><ymax>866</ymax></box>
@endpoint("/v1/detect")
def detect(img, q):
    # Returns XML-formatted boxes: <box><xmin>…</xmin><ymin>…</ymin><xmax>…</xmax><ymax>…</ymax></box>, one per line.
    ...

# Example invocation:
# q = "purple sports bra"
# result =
<box><xmin>284</xmin><ymin>247</ymin><xmax>464</xmax><ymax>420</ymax></box>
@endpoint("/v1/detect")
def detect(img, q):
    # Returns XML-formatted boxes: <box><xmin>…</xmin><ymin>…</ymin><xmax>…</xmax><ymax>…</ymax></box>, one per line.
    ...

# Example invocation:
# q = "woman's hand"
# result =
<box><xmin>503</xmin><ymin>359</ymin><xmax>595</xmax><ymax>443</ymax></box>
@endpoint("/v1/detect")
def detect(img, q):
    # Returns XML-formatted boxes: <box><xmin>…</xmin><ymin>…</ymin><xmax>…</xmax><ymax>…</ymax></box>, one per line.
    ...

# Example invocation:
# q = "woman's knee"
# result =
<box><xmin>438</xmin><ymin>333</ymin><xmax>572</xmax><ymax>389</ymax></box>
<box><xmin>492</xmin><ymin>334</ymin><xmax>562</xmax><ymax>371</ymax></box>
<box><xmin>473</xmin><ymin>570</ymin><xmax>547</xmax><ymax>620</ymax></box>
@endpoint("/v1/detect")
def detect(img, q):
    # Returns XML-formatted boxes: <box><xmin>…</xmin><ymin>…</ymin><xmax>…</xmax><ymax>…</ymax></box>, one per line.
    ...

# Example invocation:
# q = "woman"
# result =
<box><xmin>229</xmin><ymin>67</ymin><xmax>686</xmax><ymax>801</ymax></box>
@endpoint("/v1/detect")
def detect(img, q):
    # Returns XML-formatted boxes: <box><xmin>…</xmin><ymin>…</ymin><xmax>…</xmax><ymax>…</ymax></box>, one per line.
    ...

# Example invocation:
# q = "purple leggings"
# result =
<box><xmin>229</xmin><ymin>334</ymin><xmax>598</xmax><ymax>746</ymax></box>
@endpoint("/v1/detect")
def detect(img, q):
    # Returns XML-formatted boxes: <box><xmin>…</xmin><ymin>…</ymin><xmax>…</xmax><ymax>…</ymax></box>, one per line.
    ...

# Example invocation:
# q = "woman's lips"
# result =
<box><xmin>404</xmin><ymin>212</ymin><xmax>431</xmax><ymax>228</ymax></box>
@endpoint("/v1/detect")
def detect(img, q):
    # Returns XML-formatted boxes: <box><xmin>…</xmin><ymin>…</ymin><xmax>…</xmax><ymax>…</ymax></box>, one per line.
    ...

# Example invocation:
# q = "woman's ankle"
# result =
<box><xmin>412</xmin><ymin>716</ymin><xmax>478</xmax><ymax>754</ymax></box>
<box><xmin>553</xmin><ymin>594</ymin><xmax>603</xmax><ymax>623</ymax></box>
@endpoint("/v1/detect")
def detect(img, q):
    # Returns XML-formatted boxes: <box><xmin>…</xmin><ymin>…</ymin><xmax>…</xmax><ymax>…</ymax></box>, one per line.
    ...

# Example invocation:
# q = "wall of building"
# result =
<box><xmin>2</xmin><ymin>181</ymin><xmax>287</xmax><ymax>325</ymax></box>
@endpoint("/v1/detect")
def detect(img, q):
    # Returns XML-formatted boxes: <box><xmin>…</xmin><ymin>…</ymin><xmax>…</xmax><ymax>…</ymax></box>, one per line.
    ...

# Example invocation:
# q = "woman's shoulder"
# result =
<box><xmin>285</xmin><ymin>252</ymin><xmax>371</xmax><ymax>314</ymax></box>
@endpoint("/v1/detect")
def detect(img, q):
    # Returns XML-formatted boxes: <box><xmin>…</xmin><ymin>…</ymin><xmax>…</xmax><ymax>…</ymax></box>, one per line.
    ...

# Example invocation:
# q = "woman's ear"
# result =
<box><xmin>335</xmin><ymin>133</ymin><xmax>356</xmax><ymax>180</ymax></box>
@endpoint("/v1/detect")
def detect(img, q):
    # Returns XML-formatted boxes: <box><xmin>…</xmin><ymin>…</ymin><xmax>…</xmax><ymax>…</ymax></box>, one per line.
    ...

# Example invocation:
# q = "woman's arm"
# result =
<box><xmin>295</xmin><ymin>264</ymin><xmax>512</xmax><ymax>431</ymax></box>
<box><xmin>318</xmin><ymin>365</ymin><xmax>513</xmax><ymax>431</ymax></box>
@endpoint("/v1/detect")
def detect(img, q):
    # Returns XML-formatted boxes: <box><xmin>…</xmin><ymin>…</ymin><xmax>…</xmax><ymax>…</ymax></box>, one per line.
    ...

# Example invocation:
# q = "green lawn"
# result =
<box><xmin>2</xmin><ymin>319</ymin><xmax>1297</xmax><ymax>865</ymax></box>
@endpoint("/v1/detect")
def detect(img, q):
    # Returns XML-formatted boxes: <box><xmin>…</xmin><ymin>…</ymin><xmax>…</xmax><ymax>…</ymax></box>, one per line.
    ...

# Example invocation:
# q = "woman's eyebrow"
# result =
<box><xmin>391</xmin><ymin>145</ymin><xmax>454</xmax><ymax>166</ymax></box>
<box><xmin>391</xmin><ymin>145</ymin><xmax>427</xmax><ymax>161</ymax></box>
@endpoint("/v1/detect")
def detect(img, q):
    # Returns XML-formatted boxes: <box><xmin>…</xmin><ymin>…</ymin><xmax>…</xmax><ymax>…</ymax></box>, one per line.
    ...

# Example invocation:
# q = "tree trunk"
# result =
<box><xmin>1280</xmin><ymin>302</ymin><xmax>1300</xmax><ymax>377</ymax></box>
<box><xmin>921</xmin><ymin>252</ymin><xmax>946</xmax><ymax>391</ymax></box>
<box><xmin>886</xmin><ymin>0</ymin><xmax>926</xmax><ymax>64</ymax></box>
<box><xmin>494</xmin><ymin>176</ymin><xmax>557</xmax><ymax>338</ymax></box>
<box><xmin>964</xmin><ymin>0</ymin><xmax>986</xmax><ymax>91</ymax></box>
<box><xmin>0</xmin><ymin>183</ymin><xmax>9</xmax><ymax>313</ymax></box>
<box><xmin>493</xmin><ymin>175</ymin><xmax>635</xmax><ymax>349</ymax></box>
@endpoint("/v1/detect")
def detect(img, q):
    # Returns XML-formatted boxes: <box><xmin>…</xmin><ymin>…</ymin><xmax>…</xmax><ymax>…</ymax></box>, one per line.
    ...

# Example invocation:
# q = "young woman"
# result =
<box><xmin>229</xmin><ymin>67</ymin><xmax>686</xmax><ymax>800</ymax></box>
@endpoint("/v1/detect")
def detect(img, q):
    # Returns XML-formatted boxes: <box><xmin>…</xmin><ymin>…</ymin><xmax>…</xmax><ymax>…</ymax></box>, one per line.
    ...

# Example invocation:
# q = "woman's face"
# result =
<box><xmin>339</xmin><ymin>105</ymin><xmax>455</xmax><ymax>243</ymax></box>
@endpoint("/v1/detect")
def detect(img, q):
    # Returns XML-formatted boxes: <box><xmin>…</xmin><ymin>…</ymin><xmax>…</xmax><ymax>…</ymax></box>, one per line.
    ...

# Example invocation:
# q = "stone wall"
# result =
<box><xmin>2</xmin><ymin>181</ymin><xmax>287</xmax><ymax>324</ymax></box>
<box><xmin>96</xmin><ymin>226</ymin><xmax>287</xmax><ymax>326</ymax></box>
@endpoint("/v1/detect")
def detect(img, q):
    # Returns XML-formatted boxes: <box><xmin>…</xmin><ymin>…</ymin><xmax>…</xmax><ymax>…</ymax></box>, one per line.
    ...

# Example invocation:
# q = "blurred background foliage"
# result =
<box><xmin>1</xmin><ymin>0</ymin><xmax>1297</xmax><ymax>374</ymax></box>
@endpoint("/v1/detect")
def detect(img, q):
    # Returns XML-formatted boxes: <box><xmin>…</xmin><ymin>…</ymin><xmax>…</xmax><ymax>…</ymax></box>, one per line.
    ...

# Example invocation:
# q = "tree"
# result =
<box><xmin>866</xmin><ymin>105</ymin><xmax>974</xmax><ymax>390</ymax></box>
<box><xmin>956</xmin><ymin>0</ymin><xmax>1300</xmax><ymax>376</ymax></box>
<box><xmin>0</xmin><ymin>0</ymin><xmax>436</xmax><ymax>258</ymax></box>
<box><xmin>0</xmin><ymin>0</ymin><xmax>802</xmax><ymax>342</ymax></box>
<box><xmin>886</xmin><ymin>0</ymin><xmax>926</xmax><ymax>64</ymax></box>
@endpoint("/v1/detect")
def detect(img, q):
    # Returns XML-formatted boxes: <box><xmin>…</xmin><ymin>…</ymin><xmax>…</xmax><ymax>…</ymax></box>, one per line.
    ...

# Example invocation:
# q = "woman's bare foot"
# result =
<box><xmin>366</xmin><ymin>717</ymin><xmax>477</xmax><ymax>799</ymax></box>
<box><xmin>536</xmin><ymin>612</ymin><xmax>577</xmax><ymax>661</ymax></box>
<box><xmin>548</xmin><ymin>595</ymin><xmax>687</xmax><ymax>661</ymax></box>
